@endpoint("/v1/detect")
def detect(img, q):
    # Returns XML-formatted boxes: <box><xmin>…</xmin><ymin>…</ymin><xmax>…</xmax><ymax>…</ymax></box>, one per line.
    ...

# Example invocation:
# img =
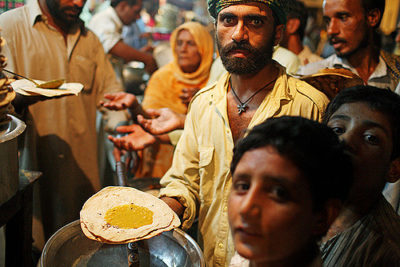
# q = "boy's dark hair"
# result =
<box><xmin>111</xmin><ymin>0</ymin><xmax>138</xmax><ymax>7</ymax></box>
<box><xmin>323</xmin><ymin>85</ymin><xmax>400</xmax><ymax>160</ymax></box>
<box><xmin>285</xmin><ymin>0</ymin><xmax>308</xmax><ymax>40</ymax></box>
<box><xmin>231</xmin><ymin>116</ymin><xmax>353</xmax><ymax>212</ymax></box>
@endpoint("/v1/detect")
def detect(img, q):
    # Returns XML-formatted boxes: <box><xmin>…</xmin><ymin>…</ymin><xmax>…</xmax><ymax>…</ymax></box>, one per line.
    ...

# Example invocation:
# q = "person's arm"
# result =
<box><xmin>158</xmin><ymin>103</ymin><xmax>201</xmax><ymax>230</ymax></box>
<box><xmin>109</xmin><ymin>41</ymin><xmax>158</xmax><ymax>74</ymax></box>
<box><xmin>160</xmin><ymin>196</ymin><xmax>185</xmax><ymax>217</ymax></box>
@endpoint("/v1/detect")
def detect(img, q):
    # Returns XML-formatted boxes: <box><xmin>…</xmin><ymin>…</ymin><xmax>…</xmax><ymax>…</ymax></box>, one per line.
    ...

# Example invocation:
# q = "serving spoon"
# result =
<box><xmin>3</xmin><ymin>69</ymin><xmax>65</xmax><ymax>89</ymax></box>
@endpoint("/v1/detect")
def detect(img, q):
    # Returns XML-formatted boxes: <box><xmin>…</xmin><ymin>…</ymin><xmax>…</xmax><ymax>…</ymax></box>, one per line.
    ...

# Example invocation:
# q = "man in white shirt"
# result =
<box><xmin>89</xmin><ymin>0</ymin><xmax>157</xmax><ymax>74</ymax></box>
<box><xmin>298</xmin><ymin>0</ymin><xmax>400</xmax><ymax>91</ymax></box>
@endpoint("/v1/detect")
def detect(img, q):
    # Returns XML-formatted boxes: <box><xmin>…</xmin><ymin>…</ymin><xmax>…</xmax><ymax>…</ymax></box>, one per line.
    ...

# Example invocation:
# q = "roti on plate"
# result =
<box><xmin>80</xmin><ymin>186</ymin><xmax>180</xmax><ymax>244</ymax></box>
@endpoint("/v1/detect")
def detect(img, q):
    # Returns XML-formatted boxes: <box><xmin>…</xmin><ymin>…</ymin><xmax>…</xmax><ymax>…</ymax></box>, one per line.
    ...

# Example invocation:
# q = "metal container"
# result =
<box><xmin>0</xmin><ymin>114</ymin><xmax>26</xmax><ymax>205</ymax></box>
<box><xmin>40</xmin><ymin>220</ymin><xmax>205</xmax><ymax>267</ymax></box>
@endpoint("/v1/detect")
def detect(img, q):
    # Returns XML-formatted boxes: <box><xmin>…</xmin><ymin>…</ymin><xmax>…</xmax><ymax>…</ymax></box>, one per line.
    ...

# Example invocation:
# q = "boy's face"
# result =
<box><xmin>327</xmin><ymin>102</ymin><xmax>394</xmax><ymax>199</ymax></box>
<box><xmin>228</xmin><ymin>146</ymin><xmax>321</xmax><ymax>264</ymax></box>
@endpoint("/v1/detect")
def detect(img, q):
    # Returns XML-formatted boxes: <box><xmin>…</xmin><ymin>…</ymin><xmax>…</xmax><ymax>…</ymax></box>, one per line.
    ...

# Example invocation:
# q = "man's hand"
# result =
<box><xmin>140</xmin><ymin>44</ymin><xmax>154</xmax><ymax>53</ymax></box>
<box><xmin>160</xmin><ymin>196</ymin><xmax>185</xmax><ymax>218</ymax></box>
<box><xmin>108</xmin><ymin>124</ymin><xmax>156</xmax><ymax>151</ymax></box>
<box><xmin>143</xmin><ymin>54</ymin><xmax>158</xmax><ymax>74</ymax></box>
<box><xmin>179</xmin><ymin>87</ymin><xmax>200</xmax><ymax>105</ymax></box>
<box><xmin>137</xmin><ymin>108</ymin><xmax>185</xmax><ymax>135</ymax></box>
<box><xmin>100</xmin><ymin>92</ymin><xmax>138</xmax><ymax>110</ymax></box>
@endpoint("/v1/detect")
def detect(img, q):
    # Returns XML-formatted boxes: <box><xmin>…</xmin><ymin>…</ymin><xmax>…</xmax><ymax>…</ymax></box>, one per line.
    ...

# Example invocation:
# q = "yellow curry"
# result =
<box><xmin>105</xmin><ymin>204</ymin><xmax>153</xmax><ymax>229</ymax></box>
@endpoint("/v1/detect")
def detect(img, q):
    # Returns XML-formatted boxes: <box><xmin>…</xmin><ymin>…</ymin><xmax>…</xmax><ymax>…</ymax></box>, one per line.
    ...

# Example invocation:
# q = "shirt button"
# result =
<box><xmin>218</xmin><ymin>243</ymin><xmax>223</xmax><ymax>249</ymax></box>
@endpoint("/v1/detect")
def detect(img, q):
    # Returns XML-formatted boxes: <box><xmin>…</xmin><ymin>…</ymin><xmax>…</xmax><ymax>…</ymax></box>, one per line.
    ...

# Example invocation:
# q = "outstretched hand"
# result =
<box><xmin>137</xmin><ymin>108</ymin><xmax>185</xmax><ymax>135</ymax></box>
<box><xmin>100</xmin><ymin>92</ymin><xmax>138</xmax><ymax>110</ymax></box>
<box><xmin>108</xmin><ymin>124</ymin><xmax>156</xmax><ymax>151</ymax></box>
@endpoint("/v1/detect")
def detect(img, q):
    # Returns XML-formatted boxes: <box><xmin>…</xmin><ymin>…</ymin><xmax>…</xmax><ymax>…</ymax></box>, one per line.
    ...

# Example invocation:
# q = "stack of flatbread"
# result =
<box><xmin>0</xmin><ymin>33</ymin><xmax>15</xmax><ymax>128</ymax></box>
<box><xmin>11</xmin><ymin>79</ymin><xmax>83</xmax><ymax>97</ymax></box>
<box><xmin>299</xmin><ymin>68</ymin><xmax>364</xmax><ymax>100</ymax></box>
<box><xmin>80</xmin><ymin>186</ymin><xmax>181</xmax><ymax>244</ymax></box>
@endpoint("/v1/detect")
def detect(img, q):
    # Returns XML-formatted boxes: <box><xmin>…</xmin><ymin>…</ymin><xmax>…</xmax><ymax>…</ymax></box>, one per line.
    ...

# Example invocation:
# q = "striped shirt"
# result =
<box><xmin>321</xmin><ymin>195</ymin><xmax>400</xmax><ymax>266</ymax></box>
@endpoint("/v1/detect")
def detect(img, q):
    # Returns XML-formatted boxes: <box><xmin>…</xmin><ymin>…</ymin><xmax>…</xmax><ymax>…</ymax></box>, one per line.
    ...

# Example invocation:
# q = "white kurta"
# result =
<box><xmin>0</xmin><ymin>0</ymin><xmax>128</xmax><ymax>248</ymax></box>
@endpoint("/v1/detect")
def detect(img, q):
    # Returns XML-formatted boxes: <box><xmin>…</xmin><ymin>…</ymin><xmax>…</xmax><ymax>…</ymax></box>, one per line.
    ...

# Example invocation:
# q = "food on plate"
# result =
<box><xmin>36</xmin><ymin>79</ymin><xmax>65</xmax><ymax>89</ymax></box>
<box><xmin>80</xmin><ymin>186</ymin><xmax>180</xmax><ymax>244</ymax></box>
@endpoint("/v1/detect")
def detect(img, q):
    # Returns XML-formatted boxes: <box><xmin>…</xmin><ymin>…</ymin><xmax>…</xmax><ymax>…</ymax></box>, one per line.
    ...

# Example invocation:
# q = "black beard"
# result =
<box><xmin>216</xmin><ymin>35</ymin><xmax>274</xmax><ymax>75</ymax></box>
<box><xmin>46</xmin><ymin>0</ymin><xmax>83</xmax><ymax>26</ymax></box>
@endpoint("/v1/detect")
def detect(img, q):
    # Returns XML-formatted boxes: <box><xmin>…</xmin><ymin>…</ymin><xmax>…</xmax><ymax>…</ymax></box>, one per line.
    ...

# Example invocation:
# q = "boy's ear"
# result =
<box><xmin>387</xmin><ymin>157</ymin><xmax>400</xmax><ymax>183</ymax></box>
<box><xmin>286</xmin><ymin>18</ymin><xmax>301</xmax><ymax>35</ymax></box>
<box><xmin>312</xmin><ymin>199</ymin><xmax>342</xmax><ymax>236</ymax></box>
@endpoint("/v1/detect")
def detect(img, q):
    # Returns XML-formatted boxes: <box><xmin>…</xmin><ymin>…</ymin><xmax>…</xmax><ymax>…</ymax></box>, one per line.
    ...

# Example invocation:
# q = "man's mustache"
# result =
<box><xmin>62</xmin><ymin>6</ymin><xmax>83</xmax><ymax>15</ymax></box>
<box><xmin>221</xmin><ymin>41</ymin><xmax>257</xmax><ymax>55</ymax></box>
<box><xmin>329</xmin><ymin>36</ymin><xmax>347</xmax><ymax>45</ymax></box>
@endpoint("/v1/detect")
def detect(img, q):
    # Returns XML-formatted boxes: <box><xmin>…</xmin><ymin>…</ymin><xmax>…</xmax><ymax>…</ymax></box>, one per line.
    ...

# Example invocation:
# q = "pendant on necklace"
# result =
<box><xmin>237</xmin><ymin>103</ymin><xmax>248</xmax><ymax>114</ymax></box>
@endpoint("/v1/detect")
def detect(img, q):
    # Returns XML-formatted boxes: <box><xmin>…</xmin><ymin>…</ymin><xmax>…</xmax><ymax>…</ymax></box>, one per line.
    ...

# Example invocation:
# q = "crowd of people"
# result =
<box><xmin>2</xmin><ymin>0</ymin><xmax>400</xmax><ymax>265</ymax></box>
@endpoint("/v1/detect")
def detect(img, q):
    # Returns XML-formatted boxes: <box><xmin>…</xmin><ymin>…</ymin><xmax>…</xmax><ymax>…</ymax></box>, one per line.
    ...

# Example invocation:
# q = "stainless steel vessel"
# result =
<box><xmin>40</xmin><ymin>220</ymin><xmax>205</xmax><ymax>267</ymax></box>
<box><xmin>0</xmin><ymin>114</ymin><xmax>26</xmax><ymax>205</ymax></box>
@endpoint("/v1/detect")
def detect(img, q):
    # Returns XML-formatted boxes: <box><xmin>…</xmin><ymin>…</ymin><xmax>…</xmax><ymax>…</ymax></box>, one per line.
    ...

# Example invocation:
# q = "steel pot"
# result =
<box><xmin>0</xmin><ymin>114</ymin><xmax>26</xmax><ymax>205</ymax></box>
<box><xmin>40</xmin><ymin>220</ymin><xmax>205</xmax><ymax>267</ymax></box>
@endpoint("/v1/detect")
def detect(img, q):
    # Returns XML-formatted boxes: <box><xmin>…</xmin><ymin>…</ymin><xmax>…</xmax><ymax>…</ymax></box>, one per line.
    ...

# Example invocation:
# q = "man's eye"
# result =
<box><xmin>339</xmin><ymin>14</ymin><xmax>349</xmax><ymax>21</ymax></box>
<box><xmin>222</xmin><ymin>16</ymin><xmax>235</xmax><ymax>25</ymax></box>
<box><xmin>250</xmin><ymin>18</ymin><xmax>262</xmax><ymax>26</ymax></box>
<box><xmin>233</xmin><ymin>181</ymin><xmax>250</xmax><ymax>192</ymax></box>
<box><xmin>331</xmin><ymin>126</ymin><xmax>345</xmax><ymax>135</ymax></box>
<box><xmin>364</xmin><ymin>134</ymin><xmax>379</xmax><ymax>145</ymax></box>
<box><xmin>271</xmin><ymin>186</ymin><xmax>289</xmax><ymax>202</ymax></box>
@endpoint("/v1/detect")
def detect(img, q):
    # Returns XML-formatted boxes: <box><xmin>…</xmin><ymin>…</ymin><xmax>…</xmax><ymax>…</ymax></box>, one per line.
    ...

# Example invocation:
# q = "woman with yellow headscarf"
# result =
<box><xmin>142</xmin><ymin>21</ymin><xmax>214</xmax><ymax>114</ymax></box>
<box><xmin>135</xmin><ymin>21</ymin><xmax>214</xmax><ymax>178</ymax></box>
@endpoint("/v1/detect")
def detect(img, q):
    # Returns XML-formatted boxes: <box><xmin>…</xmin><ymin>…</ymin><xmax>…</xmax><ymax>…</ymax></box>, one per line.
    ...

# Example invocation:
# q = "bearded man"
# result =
<box><xmin>157</xmin><ymin>0</ymin><xmax>329</xmax><ymax>265</ymax></box>
<box><xmin>0</xmin><ymin>0</ymin><xmax>128</xmax><ymax>251</ymax></box>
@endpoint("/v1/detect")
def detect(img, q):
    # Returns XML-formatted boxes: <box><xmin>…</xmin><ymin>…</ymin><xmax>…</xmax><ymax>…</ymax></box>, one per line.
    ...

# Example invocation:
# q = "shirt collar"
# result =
<box><xmin>28</xmin><ymin>0</ymin><xmax>86</xmax><ymax>33</ymax></box>
<box><xmin>28</xmin><ymin>0</ymin><xmax>44</xmax><ymax>27</ymax></box>
<box><xmin>106</xmin><ymin>6</ymin><xmax>124</xmax><ymax>31</ymax></box>
<box><xmin>329</xmin><ymin>53</ymin><xmax>388</xmax><ymax>80</ymax></box>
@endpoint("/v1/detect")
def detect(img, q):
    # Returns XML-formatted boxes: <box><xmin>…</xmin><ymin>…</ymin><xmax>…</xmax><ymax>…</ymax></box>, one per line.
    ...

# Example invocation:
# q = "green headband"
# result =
<box><xmin>208</xmin><ymin>0</ymin><xmax>286</xmax><ymax>25</ymax></box>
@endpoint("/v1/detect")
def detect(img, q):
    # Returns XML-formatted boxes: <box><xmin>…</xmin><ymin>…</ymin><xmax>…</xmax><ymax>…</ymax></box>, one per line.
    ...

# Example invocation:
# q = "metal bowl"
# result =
<box><xmin>0</xmin><ymin>114</ymin><xmax>26</xmax><ymax>205</ymax></box>
<box><xmin>40</xmin><ymin>220</ymin><xmax>205</xmax><ymax>267</ymax></box>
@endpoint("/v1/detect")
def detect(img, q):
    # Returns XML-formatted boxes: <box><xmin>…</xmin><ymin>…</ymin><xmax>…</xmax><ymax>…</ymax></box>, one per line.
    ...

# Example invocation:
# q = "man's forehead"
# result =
<box><xmin>323</xmin><ymin>0</ymin><xmax>362</xmax><ymax>14</ymax></box>
<box><xmin>218</xmin><ymin>2</ymin><xmax>273</xmax><ymax>16</ymax></box>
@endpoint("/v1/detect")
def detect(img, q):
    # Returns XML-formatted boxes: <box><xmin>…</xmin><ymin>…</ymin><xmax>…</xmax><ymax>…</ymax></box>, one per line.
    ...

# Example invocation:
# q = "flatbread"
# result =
<box><xmin>11</xmin><ymin>79</ymin><xmax>83</xmax><ymax>97</ymax></box>
<box><xmin>80</xmin><ymin>186</ymin><xmax>180</xmax><ymax>244</ymax></box>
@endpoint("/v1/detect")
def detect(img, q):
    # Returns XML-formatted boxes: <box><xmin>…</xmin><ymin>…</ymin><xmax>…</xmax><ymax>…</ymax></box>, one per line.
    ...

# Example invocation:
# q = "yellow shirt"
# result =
<box><xmin>159</xmin><ymin>69</ymin><xmax>329</xmax><ymax>266</ymax></box>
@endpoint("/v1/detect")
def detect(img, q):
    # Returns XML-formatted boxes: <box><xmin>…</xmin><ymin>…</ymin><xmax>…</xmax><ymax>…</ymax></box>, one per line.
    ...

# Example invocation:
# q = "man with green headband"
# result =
<box><xmin>159</xmin><ymin>0</ymin><xmax>329</xmax><ymax>265</ymax></box>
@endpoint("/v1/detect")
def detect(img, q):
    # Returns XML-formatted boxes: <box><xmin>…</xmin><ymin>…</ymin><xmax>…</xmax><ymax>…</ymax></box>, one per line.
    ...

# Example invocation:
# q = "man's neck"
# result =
<box><xmin>345</xmin><ymin>45</ymin><xmax>380</xmax><ymax>84</ymax></box>
<box><xmin>285</xmin><ymin>35</ymin><xmax>303</xmax><ymax>55</ymax></box>
<box><xmin>230</xmin><ymin>61</ymin><xmax>279</xmax><ymax>96</ymax></box>
<box><xmin>323</xmin><ymin>192</ymin><xmax>380</xmax><ymax>242</ymax></box>
<box><xmin>38</xmin><ymin>0</ymin><xmax>69</xmax><ymax>39</ymax></box>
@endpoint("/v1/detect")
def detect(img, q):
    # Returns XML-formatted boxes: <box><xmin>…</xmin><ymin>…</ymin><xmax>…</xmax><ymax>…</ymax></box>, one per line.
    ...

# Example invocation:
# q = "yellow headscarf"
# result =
<box><xmin>169</xmin><ymin>21</ymin><xmax>214</xmax><ymax>85</ymax></box>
